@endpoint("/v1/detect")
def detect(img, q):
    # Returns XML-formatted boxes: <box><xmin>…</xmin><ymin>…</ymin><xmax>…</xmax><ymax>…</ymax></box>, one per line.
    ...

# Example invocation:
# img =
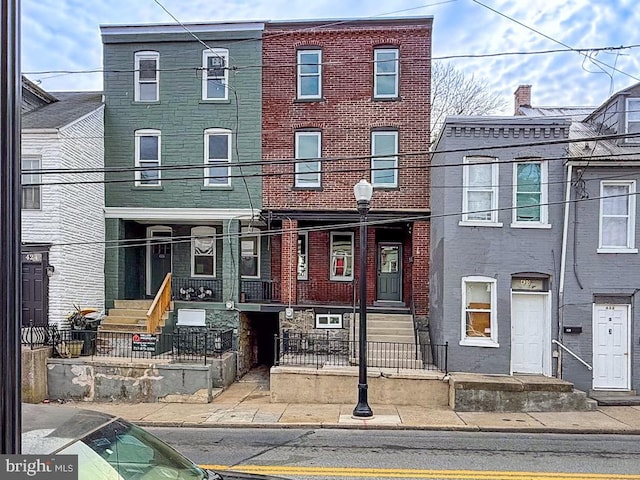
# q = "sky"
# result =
<box><xmin>20</xmin><ymin>0</ymin><xmax>640</xmax><ymax>114</ymax></box>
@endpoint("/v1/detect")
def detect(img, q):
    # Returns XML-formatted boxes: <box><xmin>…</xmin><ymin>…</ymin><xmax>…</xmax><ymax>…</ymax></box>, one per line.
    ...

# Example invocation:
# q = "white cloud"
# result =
<box><xmin>20</xmin><ymin>0</ymin><xmax>640</xmax><ymax>108</ymax></box>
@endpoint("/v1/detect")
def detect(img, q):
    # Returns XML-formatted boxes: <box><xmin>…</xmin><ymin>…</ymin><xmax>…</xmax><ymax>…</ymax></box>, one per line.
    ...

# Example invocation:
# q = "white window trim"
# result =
<box><xmin>204</xmin><ymin>128</ymin><xmax>232</xmax><ymax>187</ymax></box>
<box><xmin>371</xmin><ymin>130</ymin><xmax>398</xmax><ymax>188</ymax></box>
<box><xmin>374</xmin><ymin>48</ymin><xmax>399</xmax><ymax>99</ymax></box>
<box><xmin>21</xmin><ymin>156</ymin><xmax>42</xmax><ymax>210</ymax></box>
<box><xmin>461</xmin><ymin>156</ymin><xmax>500</xmax><ymax>225</ymax></box>
<box><xmin>297</xmin><ymin>49</ymin><xmax>322</xmax><ymax>100</ymax></box>
<box><xmin>241</xmin><ymin>226</ymin><xmax>261</xmax><ymax>279</ymax></box>
<box><xmin>191</xmin><ymin>226</ymin><xmax>216</xmax><ymax>278</ymax></box>
<box><xmin>295</xmin><ymin>131</ymin><xmax>321</xmax><ymax>188</ymax></box>
<box><xmin>330</xmin><ymin>231</ymin><xmax>354</xmax><ymax>281</ymax></box>
<box><xmin>315</xmin><ymin>314</ymin><xmax>343</xmax><ymax>329</ymax></box>
<box><xmin>460</xmin><ymin>276</ymin><xmax>499</xmax><ymax>348</ymax></box>
<box><xmin>202</xmin><ymin>48</ymin><xmax>229</xmax><ymax>101</ymax></box>
<box><xmin>298</xmin><ymin>231</ymin><xmax>308</xmax><ymax>280</ymax></box>
<box><xmin>134</xmin><ymin>51</ymin><xmax>159</xmax><ymax>102</ymax></box>
<box><xmin>598</xmin><ymin>180</ymin><xmax>637</xmax><ymax>253</ymax></box>
<box><xmin>625</xmin><ymin>98</ymin><xmax>640</xmax><ymax>140</ymax></box>
<box><xmin>135</xmin><ymin>129</ymin><xmax>161</xmax><ymax>187</ymax></box>
<box><xmin>511</xmin><ymin>160</ymin><xmax>549</xmax><ymax>227</ymax></box>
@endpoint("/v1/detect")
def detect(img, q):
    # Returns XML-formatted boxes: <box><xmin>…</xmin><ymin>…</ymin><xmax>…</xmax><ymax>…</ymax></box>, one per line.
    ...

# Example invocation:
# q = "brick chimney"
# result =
<box><xmin>514</xmin><ymin>85</ymin><xmax>531</xmax><ymax>115</ymax></box>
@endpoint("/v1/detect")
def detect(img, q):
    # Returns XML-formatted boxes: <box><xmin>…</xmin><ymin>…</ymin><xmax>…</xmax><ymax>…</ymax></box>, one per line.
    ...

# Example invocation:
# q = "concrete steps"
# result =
<box><xmin>351</xmin><ymin>313</ymin><xmax>422</xmax><ymax>368</ymax></box>
<box><xmin>589</xmin><ymin>390</ymin><xmax>640</xmax><ymax>406</ymax></box>
<box><xmin>450</xmin><ymin>373</ymin><xmax>598</xmax><ymax>412</ymax></box>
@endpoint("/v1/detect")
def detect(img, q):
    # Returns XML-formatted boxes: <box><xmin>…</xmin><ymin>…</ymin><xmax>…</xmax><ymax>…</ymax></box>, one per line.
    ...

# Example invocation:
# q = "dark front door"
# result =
<box><xmin>149</xmin><ymin>231</ymin><xmax>172</xmax><ymax>295</ymax></box>
<box><xmin>376</xmin><ymin>243</ymin><xmax>402</xmax><ymax>302</ymax></box>
<box><xmin>22</xmin><ymin>253</ymin><xmax>47</xmax><ymax>326</ymax></box>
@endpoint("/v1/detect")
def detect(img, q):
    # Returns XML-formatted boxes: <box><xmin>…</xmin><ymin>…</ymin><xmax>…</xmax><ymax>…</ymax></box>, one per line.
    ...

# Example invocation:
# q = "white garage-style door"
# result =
<box><xmin>511</xmin><ymin>292</ymin><xmax>550</xmax><ymax>375</ymax></box>
<box><xmin>593</xmin><ymin>304</ymin><xmax>630</xmax><ymax>390</ymax></box>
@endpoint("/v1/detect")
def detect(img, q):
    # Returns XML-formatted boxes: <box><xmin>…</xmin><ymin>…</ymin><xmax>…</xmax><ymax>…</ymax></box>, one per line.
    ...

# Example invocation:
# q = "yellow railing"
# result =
<box><xmin>146</xmin><ymin>272</ymin><xmax>172</xmax><ymax>333</ymax></box>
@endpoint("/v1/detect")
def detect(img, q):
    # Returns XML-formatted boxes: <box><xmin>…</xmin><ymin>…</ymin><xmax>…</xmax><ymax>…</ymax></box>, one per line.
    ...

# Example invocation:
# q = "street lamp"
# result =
<box><xmin>353</xmin><ymin>179</ymin><xmax>374</xmax><ymax>418</ymax></box>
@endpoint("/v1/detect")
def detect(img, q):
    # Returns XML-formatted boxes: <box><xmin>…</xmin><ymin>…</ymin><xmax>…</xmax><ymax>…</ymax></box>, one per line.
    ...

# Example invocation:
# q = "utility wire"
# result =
<box><xmin>470</xmin><ymin>0</ymin><xmax>640</xmax><ymax>83</ymax></box>
<box><xmin>22</xmin><ymin>185</ymin><xmax>638</xmax><ymax>255</ymax></box>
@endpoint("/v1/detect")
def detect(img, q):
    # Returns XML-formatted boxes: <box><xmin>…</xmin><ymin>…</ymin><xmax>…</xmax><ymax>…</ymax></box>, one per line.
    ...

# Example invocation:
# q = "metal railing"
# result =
<box><xmin>552</xmin><ymin>339</ymin><xmax>592</xmax><ymax>371</ymax></box>
<box><xmin>21</xmin><ymin>325</ymin><xmax>60</xmax><ymax>349</ymax></box>
<box><xmin>21</xmin><ymin>327</ymin><xmax>234</xmax><ymax>365</ymax></box>
<box><xmin>172</xmin><ymin>277</ymin><xmax>223</xmax><ymax>302</ymax></box>
<box><xmin>274</xmin><ymin>331</ymin><xmax>448</xmax><ymax>373</ymax></box>
<box><xmin>240</xmin><ymin>280</ymin><xmax>280</xmax><ymax>303</ymax></box>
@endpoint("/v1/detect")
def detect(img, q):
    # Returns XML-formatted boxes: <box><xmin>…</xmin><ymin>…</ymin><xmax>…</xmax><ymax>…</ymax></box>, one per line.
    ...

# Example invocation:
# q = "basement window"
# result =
<box><xmin>316</xmin><ymin>314</ymin><xmax>342</xmax><ymax>329</ymax></box>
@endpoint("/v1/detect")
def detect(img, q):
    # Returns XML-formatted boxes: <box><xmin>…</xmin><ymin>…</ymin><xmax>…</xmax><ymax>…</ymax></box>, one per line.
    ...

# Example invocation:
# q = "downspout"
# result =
<box><xmin>557</xmin><ymin>162</ymin><xmax>573</xmax><ymax>379</ymax></box>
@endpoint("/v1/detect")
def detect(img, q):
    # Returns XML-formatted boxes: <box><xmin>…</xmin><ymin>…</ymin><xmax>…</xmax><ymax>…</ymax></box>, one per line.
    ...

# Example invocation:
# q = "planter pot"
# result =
<box><xmin>56</xmin><ymin>340</ymin><xmax>84</xmax><ymax>358</ymax></box>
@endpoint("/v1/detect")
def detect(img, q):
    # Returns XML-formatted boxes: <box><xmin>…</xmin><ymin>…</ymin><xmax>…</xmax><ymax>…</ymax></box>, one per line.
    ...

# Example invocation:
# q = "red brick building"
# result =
<box><xmin>262</xmin><ymin>17</ymin><xmax>432</xmax><ymax>333</ymax></box>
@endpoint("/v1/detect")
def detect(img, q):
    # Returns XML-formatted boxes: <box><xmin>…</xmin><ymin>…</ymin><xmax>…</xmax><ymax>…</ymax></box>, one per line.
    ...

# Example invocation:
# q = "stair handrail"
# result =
<box><xmin>146</xmin><ymin>272</ymin><xmax>172</xmax><ymax>333</ymax></box>
<box><xmin>552</xmin><ymin>339</ymin><xmax>592</xmax><ymax>371</ymax></box>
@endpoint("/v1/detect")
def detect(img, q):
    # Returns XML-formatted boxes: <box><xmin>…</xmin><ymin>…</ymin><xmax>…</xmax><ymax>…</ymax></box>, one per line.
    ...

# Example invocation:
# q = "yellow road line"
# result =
<box><xmin>201</xmin><ymin>464</ymin><xmax>640</xmax><ymax>480</ymax></box>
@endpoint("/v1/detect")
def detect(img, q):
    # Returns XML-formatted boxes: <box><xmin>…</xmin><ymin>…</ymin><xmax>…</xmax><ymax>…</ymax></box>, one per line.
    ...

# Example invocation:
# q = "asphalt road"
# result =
<box><xmin>149</xmin><ymin>427</ymin><xmax>640</xmax><ymax>479</ymax></box>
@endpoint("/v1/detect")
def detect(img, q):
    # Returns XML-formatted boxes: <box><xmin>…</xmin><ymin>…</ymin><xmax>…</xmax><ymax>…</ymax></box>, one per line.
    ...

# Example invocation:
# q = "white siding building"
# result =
<box><xmin>21</xmin><ymin>78</ymin><xmax>105</xmax><ymax>328</ymax></box>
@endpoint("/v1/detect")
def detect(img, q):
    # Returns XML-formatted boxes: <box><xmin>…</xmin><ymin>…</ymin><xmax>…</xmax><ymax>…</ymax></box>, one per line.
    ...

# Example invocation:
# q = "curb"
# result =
<box><xmin>133</xmin><ymin>420</ymin><xmax>640</xmax><ymax>434</ymax></box>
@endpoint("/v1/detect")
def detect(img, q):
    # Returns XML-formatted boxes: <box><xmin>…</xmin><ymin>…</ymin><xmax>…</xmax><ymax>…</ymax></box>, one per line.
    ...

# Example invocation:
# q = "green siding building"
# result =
<box><xmin>100</xmin><ymin>23</ymin><xmax>271</xmax><ymax>368</ymax></box>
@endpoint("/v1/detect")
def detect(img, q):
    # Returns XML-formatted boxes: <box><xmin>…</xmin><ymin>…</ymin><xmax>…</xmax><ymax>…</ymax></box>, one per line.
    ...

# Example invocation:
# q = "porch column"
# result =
<box><xmin>104</xmin><ymin>218</ymin><xmax>124</xmax><ymax>308</ymax></box>
<box><xmin>281</xmin><ymin>218</ymin><xmax>298</xmax><ymax>305</ymax></box>
<box><xmin>222</xmin><ymin>219</ymin><xmax>240</xmax><ymax>304</ymax></box>
<box><xmin>412</xmin><ymin>220</ymin><xmax>429</xmax><ymax>319</ymax></box>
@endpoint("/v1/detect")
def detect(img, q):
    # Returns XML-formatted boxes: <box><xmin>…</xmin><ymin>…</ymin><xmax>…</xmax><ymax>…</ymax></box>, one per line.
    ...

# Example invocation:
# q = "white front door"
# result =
<box><xmin>511</xmin><ymin>292</ymin><xmax>549</xmax><ymax>375</ymax></box>
<box><xmin>593</xmin><ymin>304</ymin><xmax>630</xmax><ymax>390</ymax></box>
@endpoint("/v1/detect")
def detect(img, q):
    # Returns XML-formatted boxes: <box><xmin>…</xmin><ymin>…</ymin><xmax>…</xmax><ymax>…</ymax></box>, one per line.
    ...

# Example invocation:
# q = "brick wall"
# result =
<box><xmin>262</xmin><ymin>20</ymin><xmax>432</xmax><ymax>211</ymax></box>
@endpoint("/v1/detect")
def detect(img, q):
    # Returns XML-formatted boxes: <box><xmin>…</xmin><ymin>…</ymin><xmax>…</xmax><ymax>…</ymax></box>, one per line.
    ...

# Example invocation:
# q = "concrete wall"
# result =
<box><xmin>22</xmin><ymin>346</ymin><xmax>51</xmax><ymax>403</ymax></box>
<box><xmin>46</xmin><ymin>353</ymin><xmax>237</xmax><ymax>403</ymax></box>
<box><xmin>270</xmin><ymin>366</ymin><xmax>449</xmax><ymax>407</ymax></box>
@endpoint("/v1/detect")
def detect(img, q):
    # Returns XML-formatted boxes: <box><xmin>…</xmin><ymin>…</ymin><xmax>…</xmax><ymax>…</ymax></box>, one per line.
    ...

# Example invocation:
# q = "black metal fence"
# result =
<box><xmin>21</xmin><ymin>326</ymin><xmax>234</xmax><ymax>365</ymax></box>
<box><xmin>274</xmin><ymin>331</ymin><xmax>448</xmax><ymax>373</ymax></box>
<box><xmin>21</xmin><ymin>325</ymin><xmax>61</xmax><ymax>348</ymax></box>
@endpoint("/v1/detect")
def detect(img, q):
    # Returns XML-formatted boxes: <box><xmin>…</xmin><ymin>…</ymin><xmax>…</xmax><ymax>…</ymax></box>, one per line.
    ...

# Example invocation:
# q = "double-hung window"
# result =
<box><xmin>241</xmin><ymin>227</ymin><xmax>260</xmax><ymax>278</ymax></box>
<box><xmin>294</xmin><ymin>131</ymin><xmax>321</xmax><ymax>187</ymax></box>
<box><xmin>297</xmin><ymin>49</ymin><xmax>322</xmax><ymax>100</ymax></box>
<box><xmin>202</xmin><ymin>49</ymin><xmax>229</xmax><ymax>100</ymax></box>
<box><xmin>204</xmin><ymin>128</ymin><xmax>232</xmax><ymax>187</ymax></box>
<box><xmin>461</xmin><ymin>276</ymin><xmax>498</xmax><ymax>347</ymax></box>
<box><xmin>135</xmin><ymin>130</ymin><xmax>161</xmax><ymax>186</ymax></box>
<box><xmin>330</xmin><ymin>232</ymin><xmax>354</xmax><ymax>281</ymax></box>
<box><xmin>512</xmin><ymin>160</ymin><xmax>548</xmax><ymax>226</ymax></box>
<box><xmin>297</xmin><ymin>232</ymin><xmax>308</xmax><ymax>280</ymax></box>
<box><xmin>22</xmin><ymin>156</ymin><xmax>41</xmax><ymax>210</ymax></box>
<box><xmin>374</xmin><ymin>48</ymin><xmax>399</xmax><ymax>98</ymax></box>
<box><xmin>599</xmin><ymin>181</ymin><xmax>636</xmax><ymax>253</ymax></box>
<box><xmin>626</xmin><ymin>98</ymin><xmax>640</xmax><ymax>138</ymax></box>
<box><xmin>191</xmin><ymin>226</ymin><xmax>216</xmax><ymax>277</ymax></box>
<box><xmin>462</xmin><ymin>156</ymin><xmax>499</xmax><ymax>224</ymax></box>
<box><xmin>134</xmin><ymin>51</ymin><xmax>159</xmax><ymax>102</ymax></box>
<box><xmin>371</xmin><ymin>130</ymin><xmax>398</xmax><ymax>187</ymax></box>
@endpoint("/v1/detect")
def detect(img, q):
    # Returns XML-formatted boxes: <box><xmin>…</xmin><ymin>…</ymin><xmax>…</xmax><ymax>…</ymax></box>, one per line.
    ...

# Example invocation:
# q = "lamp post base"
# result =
<box><xmin>352</xmin><ymin>383</ymin><xmax>373</xmax><ymax>417</ymax></box>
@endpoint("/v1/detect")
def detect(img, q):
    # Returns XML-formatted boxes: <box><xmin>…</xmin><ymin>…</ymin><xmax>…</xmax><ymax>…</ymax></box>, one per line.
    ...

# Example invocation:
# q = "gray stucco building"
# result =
<box><xmin>430</xmin><ymin>116</ymin><xmax>571</xmax><ymax>377</ymax></box>
<box><xmin>432</xmin><ymin>82</ymin><xmax>640</xmax><ymax>398</ymax></box>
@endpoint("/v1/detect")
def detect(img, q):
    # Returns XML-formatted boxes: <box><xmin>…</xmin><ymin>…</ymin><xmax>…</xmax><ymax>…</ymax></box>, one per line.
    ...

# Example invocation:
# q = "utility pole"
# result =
<box><xmin>0</xmin><ymin>0</ymin><xmax>22</xmax><ymax>454</ymax></box>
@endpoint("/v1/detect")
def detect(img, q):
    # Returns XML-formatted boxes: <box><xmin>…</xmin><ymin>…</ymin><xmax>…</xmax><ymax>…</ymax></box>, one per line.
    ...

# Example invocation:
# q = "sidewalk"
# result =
<box><xmin>52</xmin><ymin>376</ymin><xmax>640</xmax><ymax>434</ymax></box>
